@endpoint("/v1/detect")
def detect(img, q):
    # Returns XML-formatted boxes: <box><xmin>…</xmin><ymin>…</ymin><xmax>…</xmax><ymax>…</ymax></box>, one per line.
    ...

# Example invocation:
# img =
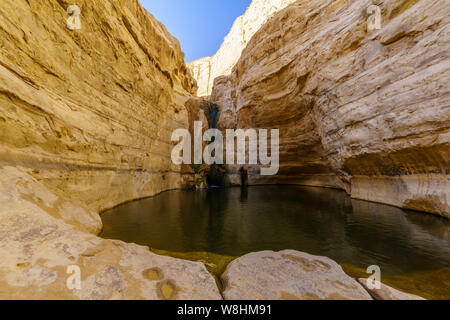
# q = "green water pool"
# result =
<box><xmin>101</xmin><ymin>186</ymin><xmax>450</xmax><ymax>299</ymax></box>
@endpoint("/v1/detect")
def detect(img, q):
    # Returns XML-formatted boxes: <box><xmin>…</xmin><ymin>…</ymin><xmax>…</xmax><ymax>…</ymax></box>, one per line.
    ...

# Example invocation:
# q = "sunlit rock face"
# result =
<box><xmin>0</xmin><ymin>0</ymin><xmax>223</xmax><ymax>299</ymax></box>
<box><xmin>188</xmin><ymin>56</ymin><xmax>213</xmax><ymax>97</ymax></box>
<box><xmin>187</xmin><ymin>0</ymin><xmax>298</xmax><ymax>97</ymax></box>
<box><xmin>357</xmin><ymin>278</ymin><xmax>425</xmax><ymax>300</ymax></box>
<box><xmin>0</xmin><ymin>0</ymin><xmax>200</xmax><ymax>231</ymax></box>
<box><xmin>211</xmin><ymin>0</ymin><xmax>450</xmax><ymax>218</ymax></box>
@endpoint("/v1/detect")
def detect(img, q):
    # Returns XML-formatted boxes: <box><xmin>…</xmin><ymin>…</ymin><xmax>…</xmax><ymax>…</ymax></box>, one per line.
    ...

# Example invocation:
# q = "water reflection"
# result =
<box><xmin>101</xmin><ymin>186</ymin><xmax>450</xmax><ymax>296</ymax></box>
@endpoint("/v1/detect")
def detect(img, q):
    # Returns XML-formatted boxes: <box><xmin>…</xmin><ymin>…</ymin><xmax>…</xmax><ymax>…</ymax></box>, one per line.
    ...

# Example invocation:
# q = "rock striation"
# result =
<box><xmin>0</xmin><ymin>0</ymin><xmax>199</xmax><ymax>231</ymax></box>
<box><xmin>187</xmin><ymin>0</ymin><xmax>298</xmax><ymax>96</ymax></box>
<box><xmin>0</xmin><ymin>0</ymin><xmax>222</xmax><ymax>299</ymax></box>
<box><xmin>0</xmin><ymin>0</ymin><xmax>447</xmax><ymax>300</ymax></box>
<box><xmin>211</xmin><ymin>0</ymin><xmax>450</xmax><ymax>218</ymax></box>
<box><xmin>188</xmin><ymin>57</ymin><xmax>213</xmax><ymax>98</ymax></box>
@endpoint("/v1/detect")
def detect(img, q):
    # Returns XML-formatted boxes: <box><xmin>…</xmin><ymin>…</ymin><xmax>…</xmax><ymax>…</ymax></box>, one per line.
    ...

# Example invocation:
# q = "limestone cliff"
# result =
<box><xmin>0</xmin><ymin>0</ymin><xmax>446</xmax><ymax>300</ymax></box>
<box><xmin>211</xmin><ymin>0</ymin><xmax>450</xmax><ymax>218</ymax></box>
<box><xmin>0</xmin><ymin>0</ymin><xmax>222</xmax><ymax>299</ymax></box>
<box><xmin>0</xmin><ymin>0</ymin><xmax>200</xmax><ymax>232</ymax></box>
<box><xmin>188</xmin><ymin>56</ymin><xmax>213</xmax><ymax>97</ymax></box>
<box><xmin>187</xmin><ymin>0</ymin><xmax>298</xmax><ymax>96</ymax></box>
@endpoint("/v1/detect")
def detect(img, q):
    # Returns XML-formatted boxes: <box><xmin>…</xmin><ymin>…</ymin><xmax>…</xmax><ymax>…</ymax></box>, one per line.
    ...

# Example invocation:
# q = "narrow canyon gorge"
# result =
<box><xmin>0</xmin><ymin>0</ymin><xmax>448</xmax><ymax>300</ymax></box>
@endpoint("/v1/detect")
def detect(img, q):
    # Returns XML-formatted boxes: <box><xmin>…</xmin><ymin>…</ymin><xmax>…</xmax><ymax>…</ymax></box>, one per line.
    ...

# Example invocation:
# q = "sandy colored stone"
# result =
<box><xmin>0</xmin><ymin>0</ymin><xmax>447</xmax><ymax>300</ymax></box>
<box><xmin>357</xmin><ymin>278</ymin><xmax>426</xmax><ymax>300</ymax></box>
<box><xmin>188</xmin><ymin>0</ymin><xmax>298</xmax><ymax>96</ymax></box>
<box><xmin>0</xmin><ymin>0</ymin><xmax>200</xmax><ymax>231</ymax></box>
<box><xmin>0</xmin><ymin>0</ymin><xmax>220</xmax><ymax>299</ymax></box>
<box><xmin>221</xmin><ymin>250</ymin><xmax>372</xmax><ymax>300</ymax></box>
<box><xmin>0</xmin><ymin>166</ymin><xmax>221</xmax><ymax>300</ymax></box>
<box><xmin>211</xmin><ymin>0</ymin><xmax>450</xmax><ymax>217</ymax></box>
<box><xmin>188</xmin><ymin>56</ymin><xmax>213</xmax><ymax>97</ymax></box>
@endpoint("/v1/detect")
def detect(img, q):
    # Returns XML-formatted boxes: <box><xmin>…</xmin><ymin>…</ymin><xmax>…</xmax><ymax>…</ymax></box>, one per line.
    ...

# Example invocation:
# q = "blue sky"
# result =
<box><xmin>140</xmin><ymin>0</ymin><xmax>252</xmax><ymax>62</ymax></box>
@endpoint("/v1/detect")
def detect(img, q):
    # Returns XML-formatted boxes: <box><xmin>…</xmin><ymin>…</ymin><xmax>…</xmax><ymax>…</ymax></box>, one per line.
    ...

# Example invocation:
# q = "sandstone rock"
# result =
<box><xmin>211</xmin><ymin>0</ymin><xmax>450</xmax><ymax>217</ymax></box>
<box><xmin>0</xmin><ymin>0</ymin><xmax>220</xmax><ymax>299</ymax></box>
<box><xmin>188</xmin><ymin>0</ymin><xmax>298</xmax><ymax>96</ymax></box>
<box><xmin>0</xmin><ymin>166</ymin><xmax>221</xmax><ymax>299</ymax></box>
<box><xmin>0</xmin><ymin>0</ymin><xmax>447</xmax><ymax>300</ymax></box>
<box><xmin>0</xmin><ymin>0</ymin><xmax>198</xmax><ymax>229</ymax></box>
<box><xmin>357</xmin><ymin>278</ymin><xmax>426</xmax><ymax>300</ymax></box>
<box><xmin>188</xmin><ymin>56</ymin><xmax>213</xmax><ymax>97</ymax></box>
<box><xmin>221</xmin><ymin>250</ymin><xmax>372</xmax><ymax>300</ymax></box>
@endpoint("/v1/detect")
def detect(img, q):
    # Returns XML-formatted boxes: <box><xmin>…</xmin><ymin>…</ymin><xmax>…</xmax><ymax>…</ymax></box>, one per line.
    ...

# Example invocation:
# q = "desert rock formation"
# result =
<box><xmin>357</xmin><ymin>278</ymin><xmax>425</xmax><ymax>300</ymax></box>
<box><xmin>0</xmin><ymin>0</ymin><xmax>222</xmax><ymax>299</ymax></box>
<box><xmin>211</xmin><ymin>0</ymin><xmax>450</xmax><ymax>218</ymax></box>
<box><xmin>187</xmin><ymin>0</ymin><xmax>298</xmax><ymax>96</ymax></box>
<box><xmin>0</xmin><ymin>0</ymin><xmax>200</xmax><ymax>231</ymax></box>
<box><xmin>0</xmin><ymin>0</ymin><xmax>447</xmax><ymax>300</ymax></box>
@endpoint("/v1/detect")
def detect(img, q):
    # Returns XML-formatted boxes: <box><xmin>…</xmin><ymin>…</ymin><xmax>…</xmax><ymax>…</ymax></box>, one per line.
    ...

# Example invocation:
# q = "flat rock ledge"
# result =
<box><xmin>0</xmin><ymin>166</ymin><xmax>222</xmax><ymax>300</ymax></box>
<box><xmin>357</xmin><ymin>279</ymin><xmax>426</xmax><ymax>300</ymax></box>
<box><xmin>221</xmin><ymin>250</ymin><xmax>372</xmax><ymax>300</ymax></box>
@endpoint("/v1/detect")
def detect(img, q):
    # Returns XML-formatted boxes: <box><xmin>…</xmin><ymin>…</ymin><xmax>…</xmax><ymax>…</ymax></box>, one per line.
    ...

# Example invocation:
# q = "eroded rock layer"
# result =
<box><xmin>0</xmin><ymin>166</ymin><xmax>222</xmax><ymax>300</ymax></box>
<box><xmin>187</xmin><ymin>0</ymin><xmax>298</xmax><ymax>96</ymax></box>
<box><xmin>0</xmin><ymin>0</ymin><xmax>222</xmax><ymax>299</ymax></box>
<box><xmin>357</xmin><ymin>278</ymin><xmax>425</xmax><ymax>300</ymax></box>
<box><xmin>0</xmin><ymin>0</ymin><xmax>199</xmax><ymax>231</ymax></box>
<box><xmin>212</xmin><ymin>0</ymin><xmax>450</xmax><ymax>217</ymax></box>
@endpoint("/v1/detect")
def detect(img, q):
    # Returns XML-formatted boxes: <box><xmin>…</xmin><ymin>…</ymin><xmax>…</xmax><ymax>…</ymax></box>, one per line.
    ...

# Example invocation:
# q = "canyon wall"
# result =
<box><xmin>0</xmin><ymin>0</ymin><xmax>201</xmax><ymax>232</ymax></box>
<box><xmin>0</xmin><ymin>0</ymin><xmax>223</xmax><ymax>299</ymax></box>
<box><xmin>211</xmin><ymin>0</ymin><xmax>450</xmax><ymax>218</ymax></box>
<box><xmin>187</xmin><ymin>0</ymin><xmax>298</xmax><ymax>96</ymax></box>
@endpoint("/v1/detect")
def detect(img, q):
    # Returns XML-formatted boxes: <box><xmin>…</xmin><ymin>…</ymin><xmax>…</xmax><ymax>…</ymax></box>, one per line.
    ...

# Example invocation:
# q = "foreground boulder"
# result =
<box><xmin>0</xmin><ymin>166</ymin><xmax>222</xmax><ymax>299</ymax></box>
<box><xmin>357</xmin><ymin>279</ymin><xmax>426</xmax><ymax>300</ymax></box>
<box><xmin>221</xmin><ymin>250</ymin><xmax>372</xmax><ymax>300</ymax></box>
